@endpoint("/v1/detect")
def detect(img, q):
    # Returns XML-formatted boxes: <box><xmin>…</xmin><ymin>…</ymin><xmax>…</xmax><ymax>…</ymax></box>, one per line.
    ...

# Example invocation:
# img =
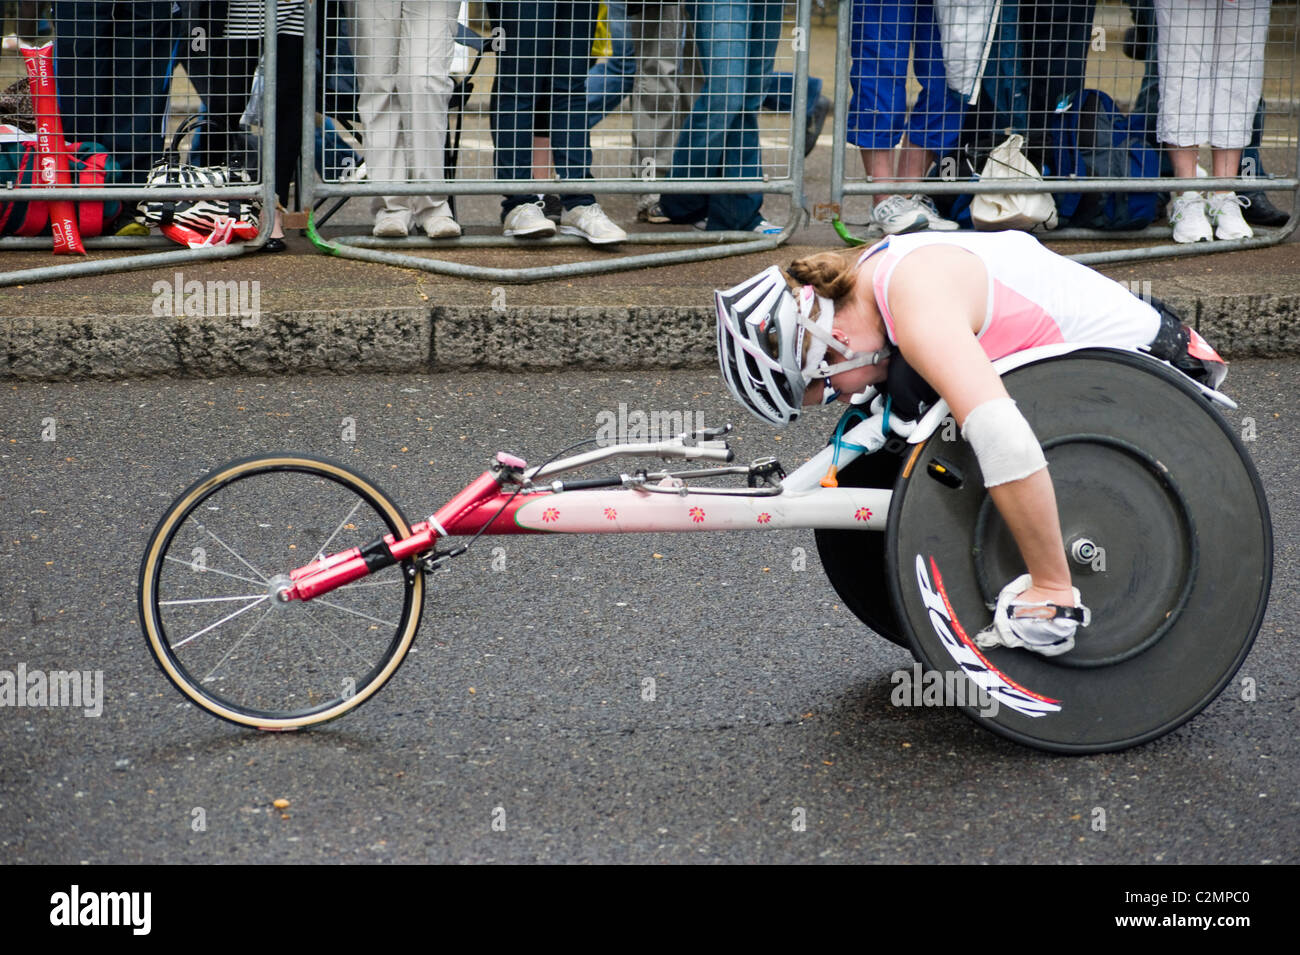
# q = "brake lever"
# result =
<box><xmin>679</xmin><ymin>422</ymin><xmax>733</xmax><ymax>444</ymax></box>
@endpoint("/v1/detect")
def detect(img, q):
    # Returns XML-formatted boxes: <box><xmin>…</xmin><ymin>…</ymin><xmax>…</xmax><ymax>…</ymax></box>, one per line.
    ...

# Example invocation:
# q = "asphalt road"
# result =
<box><xmin>1</xmin><ymin>362</ymin><xmax>1296</xmax><ymax>864</ymax></box>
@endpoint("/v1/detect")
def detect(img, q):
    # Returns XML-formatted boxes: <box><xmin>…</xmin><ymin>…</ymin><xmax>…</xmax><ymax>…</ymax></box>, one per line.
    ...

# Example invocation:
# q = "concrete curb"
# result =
<box><xmin>1192</xmin><ymin>293</ymin><xmax>1300</xmax><ymax>357</ymax></box>
<box><xmin>4</xmin><ymin>294</ymin><xmax>1299</xmax><ymax>381</ymax></box>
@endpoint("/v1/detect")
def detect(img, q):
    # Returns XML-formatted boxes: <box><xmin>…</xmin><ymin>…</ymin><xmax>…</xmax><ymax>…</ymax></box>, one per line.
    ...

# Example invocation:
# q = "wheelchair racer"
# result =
<box><xmin>715</xmin><ymin>230</ymin><xmax>1226</xmax><ymax>657</ymax></box>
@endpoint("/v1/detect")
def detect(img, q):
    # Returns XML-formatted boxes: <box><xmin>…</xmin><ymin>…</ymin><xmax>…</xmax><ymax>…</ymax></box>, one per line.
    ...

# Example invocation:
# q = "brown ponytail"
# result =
<box><xmin>787</xmin><ymin>248</ymin><xmax>861</xmax><ymax>306</ymax></box>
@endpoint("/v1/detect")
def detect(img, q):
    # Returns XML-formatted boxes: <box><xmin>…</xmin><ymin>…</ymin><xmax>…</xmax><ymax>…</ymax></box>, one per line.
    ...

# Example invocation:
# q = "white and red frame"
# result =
<box><xmin>282</xmin><ymin>345</ymin><xmax>1236</xmax><ymax>604</ymax></box>
<box><xmin>285</xmin><ymin>433</ymin><xmax>896</xmax><ymax>601</ymax></box>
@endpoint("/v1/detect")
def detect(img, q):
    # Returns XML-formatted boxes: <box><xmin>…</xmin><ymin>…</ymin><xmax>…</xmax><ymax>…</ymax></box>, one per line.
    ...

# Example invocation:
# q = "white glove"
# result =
<box><xmin>974</xmin><ymin>574</ymin><xmax>1090</xmax><ymax>657</ymax></box>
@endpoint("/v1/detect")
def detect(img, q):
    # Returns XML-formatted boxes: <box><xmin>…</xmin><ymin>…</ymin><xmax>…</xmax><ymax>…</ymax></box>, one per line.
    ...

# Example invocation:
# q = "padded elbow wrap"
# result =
<box><xmin>961</xmin><ymin>397</ymin><xmax>1047</xmax><ymax>487</ymax></box>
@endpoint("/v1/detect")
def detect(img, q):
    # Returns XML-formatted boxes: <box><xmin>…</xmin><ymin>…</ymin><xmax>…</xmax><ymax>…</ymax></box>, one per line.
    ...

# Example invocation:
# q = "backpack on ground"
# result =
<box><xmin>0</xmin><ymin>138</ymin><xmax>122</xmax><ymax>237</ymax></box>
<box><xmin>1047</xmin><ymin>88</ymin><xmax>1164</xmax><ymax>230</ymax></box>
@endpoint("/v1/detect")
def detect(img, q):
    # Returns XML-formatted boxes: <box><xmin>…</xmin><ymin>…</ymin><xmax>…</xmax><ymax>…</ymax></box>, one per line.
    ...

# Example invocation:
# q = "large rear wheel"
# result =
<box><xmin>886</xmin><ymin>351</ymin><xmax>1272</xmax><ymax>753</ymax></box>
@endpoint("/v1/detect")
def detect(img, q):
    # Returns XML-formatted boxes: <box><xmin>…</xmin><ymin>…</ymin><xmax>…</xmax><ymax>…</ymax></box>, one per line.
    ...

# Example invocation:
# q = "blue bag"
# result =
<box><xmin>1048</xmin><ymin>89</ymin><xmax>1164</xmax><ymax>230</ymax></box>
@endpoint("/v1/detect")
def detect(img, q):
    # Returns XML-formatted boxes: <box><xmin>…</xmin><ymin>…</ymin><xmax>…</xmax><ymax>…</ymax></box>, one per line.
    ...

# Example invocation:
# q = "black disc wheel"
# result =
<box><xmin>814</xmin><ymin>447</ymin><xmax>909</xmax><ymax>648</ymax></box>
<box><xmin>886</xmin><ymin>350</ymin><xmax>1272</xmax><ymax>753</ymax></box>
<box><xmin>139</xmin><ymin>455</ymin><xmax>425</xmax><ymax>730</ymax></box>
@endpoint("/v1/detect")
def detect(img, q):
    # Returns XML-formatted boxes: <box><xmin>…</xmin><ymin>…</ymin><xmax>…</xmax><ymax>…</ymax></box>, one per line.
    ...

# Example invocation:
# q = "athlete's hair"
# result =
<box><xmin>787</xmin><ymin>248</ymin><xmax>861</xmax><ymax>306</ymax></box>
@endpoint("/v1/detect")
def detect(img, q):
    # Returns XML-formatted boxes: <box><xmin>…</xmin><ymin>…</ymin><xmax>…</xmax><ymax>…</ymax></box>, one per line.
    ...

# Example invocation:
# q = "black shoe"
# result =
<box><xmin>805</xmin><ymin>96</ymin><xmax>832</xmax><ymax>156</ymax></box>
<box><xmin>1239</xmin><ymin>190</ymin><xmax>1289</xmax><ymax>227</ymax></box>
<box><xmin>541</xmin><ymin>194</ymin><xmax>562</xmax><ymax>223</ymax></box>
<box><xmin>263</xmin><ymin>237</ymin><xmax>287</xmax><ymax>253</ymax></box>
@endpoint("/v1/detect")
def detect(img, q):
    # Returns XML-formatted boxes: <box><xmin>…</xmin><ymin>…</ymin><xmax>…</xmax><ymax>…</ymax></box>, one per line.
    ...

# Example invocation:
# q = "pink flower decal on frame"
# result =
<box><xmin>689</xmin><ymin>506</ymin><xmax>706</xmax><ymax>524</ymax></box>
<box><xmin>756</xmin><ymin>512</ymin><xmax>772</xmax><ymax>524</ymax></box>
<box><xmin>854</xmin><ymin>507</ymin><xmax>872</xmax><ymax>522</ymax></box>
<box><xmin>604</xmin><ymin>508</ymin><xmax>617</xmax><ymax>520</ymax></box>
<box><xmin>542</xmin><ymin>507</ymin><xmax>560</xmax><ymax>523</ymax></box>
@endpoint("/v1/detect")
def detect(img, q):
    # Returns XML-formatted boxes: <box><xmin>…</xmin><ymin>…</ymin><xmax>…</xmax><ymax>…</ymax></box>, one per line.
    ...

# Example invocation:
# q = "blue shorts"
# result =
<box><xmin>847</xmin><ymin>0</ymin><xmax>965</xmax><ymax>153</ymax></box>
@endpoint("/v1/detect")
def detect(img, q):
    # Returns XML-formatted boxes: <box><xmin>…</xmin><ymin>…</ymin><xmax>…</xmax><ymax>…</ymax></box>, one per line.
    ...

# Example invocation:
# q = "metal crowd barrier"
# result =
<box><xmin>6</xmin><ymin>0</ymin><xmax>1297</xmax><ymax>290</ymax></box>
<box><xmin>302</xmin><ymin>0</ymin><xmax>811</xmax><ymax>281</ymax></box>
<box><xmin>0</xmin><ymin>0</ymin><xmax>277</xmax><ymax>287</ymax></box>
<box><xmin>827</xmin><ymin>0</ymin><xmax>1300</xmax><ymax>266</ymax></box>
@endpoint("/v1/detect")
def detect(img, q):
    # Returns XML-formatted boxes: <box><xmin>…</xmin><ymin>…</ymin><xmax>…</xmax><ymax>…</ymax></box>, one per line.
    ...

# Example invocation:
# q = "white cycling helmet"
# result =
<box><xmin>714</xmin><ymin>265</ymin><xmax>889</xmax><ymax>426</ymax></box>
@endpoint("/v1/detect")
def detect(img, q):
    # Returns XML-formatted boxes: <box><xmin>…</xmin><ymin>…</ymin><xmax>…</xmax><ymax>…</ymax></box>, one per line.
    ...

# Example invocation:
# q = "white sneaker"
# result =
<box><xmin>372</xmin><ymin>210</ymin><xmax>410</xmax><ymax>238</ymax></box>
<box><xmin>974</xmin><ymin>574</ymin><xmax>1090</xmax><ymax>657</ymax></box>
<box><xmin>1169</xmin><ymin>192</ymin><xmax>1213</xmax><ymax>243</ymax></box>
<box><xmin>871</xmin><ymin>195</ymin><xmax>929</xmax><ymax>235</ymax></box>
<box><xmin>912</xmin><ymin>194</ymin><xmax>960</xmax><ymax>231</ymax></box>
<box><xmin>1207</xmin><ymin>191</ymin><xmax>1254</xmax><ymax>241</ymax></box>
<box><xmin>559</xmin><ymin>201</ymin><xmax>627</xmax><ymax>245</ymax></box>
<box><xmin>503</xmin><ymin>201</ymin><xmax>557</xmax><ymax>238</ymax></box>
<box><xmin>420</xmin><ymin>202</ymin><xmax>461</xmax><ymax>238</ymax></box>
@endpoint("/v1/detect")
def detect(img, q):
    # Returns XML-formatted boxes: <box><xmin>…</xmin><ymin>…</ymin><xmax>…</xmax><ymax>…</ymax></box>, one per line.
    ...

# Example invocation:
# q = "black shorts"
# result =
<box><xmin>1145</xmin><ymin>297</ymin><xmax>1228</xmax><ymax>389</ymax></box>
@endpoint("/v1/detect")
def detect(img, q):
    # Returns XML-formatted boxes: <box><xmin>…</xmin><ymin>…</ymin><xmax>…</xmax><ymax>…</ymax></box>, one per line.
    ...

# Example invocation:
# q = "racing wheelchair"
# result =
<box><xmin>138</xmin><ymin>346</ymin><xmax>1272</xmax><ymax>753</ymax></box>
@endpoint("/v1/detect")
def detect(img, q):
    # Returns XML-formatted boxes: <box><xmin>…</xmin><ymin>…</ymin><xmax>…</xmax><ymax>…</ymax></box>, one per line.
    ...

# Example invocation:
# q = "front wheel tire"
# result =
<box><xmin>138</xmin><ymin>454</ymin><xmax>425</xmax><ymax>730</ymax></box>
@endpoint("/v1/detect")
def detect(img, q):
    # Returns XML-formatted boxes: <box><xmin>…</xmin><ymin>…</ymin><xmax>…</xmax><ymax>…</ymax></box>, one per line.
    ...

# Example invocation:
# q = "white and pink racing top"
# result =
<box><xmin>860</xmin><ymin>231</ymin><xmax>1161</xmax><ymax>360</ymax></box>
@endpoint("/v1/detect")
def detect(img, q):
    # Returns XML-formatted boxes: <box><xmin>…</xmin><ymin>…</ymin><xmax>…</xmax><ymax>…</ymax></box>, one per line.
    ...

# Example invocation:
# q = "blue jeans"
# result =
<box><xmin>761</xmin><ymin>72</ymin><xmax>823</xmax><ymax>119</ymax></box>
<box><xmin>486</xmin><ymin>0</ymin><xmax>599</xmax><ymax>214</ymax></box>
<box><xmin>660</xmin><ymin>0</ymin><xmax>782</xmax><ymax>231</ymax></box>
<box><xmin>586</xmin><ymin>0</ymin><xmax>635</xmax><ymax>122</ymax></box>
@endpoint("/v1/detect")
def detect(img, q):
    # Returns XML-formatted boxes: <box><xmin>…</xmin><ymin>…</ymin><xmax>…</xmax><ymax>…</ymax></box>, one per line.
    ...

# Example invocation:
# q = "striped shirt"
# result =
<box><xmin>225</xmin><ymin>0</ymin><xmax>307</xmax><ymax>38</ymax></box>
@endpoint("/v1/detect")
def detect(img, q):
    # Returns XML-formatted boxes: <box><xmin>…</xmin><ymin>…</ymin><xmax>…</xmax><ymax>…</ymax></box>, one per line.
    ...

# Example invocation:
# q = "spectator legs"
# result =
<box><xmin>488</xmin><ymin>0</ymin><xmax>598</xmax><ymax>217</ymax></box>
<box><xmin>661</xmin><ymin>0</ymin><xmax>782</xmax><ymax>231</ymax></box>
<box><xmin>351</xmin><ymin>0</ymin><xmax>458</xmax><ymax>225</ymax></box>
<box><xmin>550</xmin><ymin>0</ymin><xmax>600</xmax><ymax>209</ymax></box>
<box><xmin>586</xmin><ymin>0</ymin><xmax>635</xmax><ymax>121</ymax></box>
<box><xmin>52</xmin><ymin>0</ymin><xmax>179</xmax><ymax>184</ymax></box>
<box><xmin>628</xmin><ymin>2</ymin><xmax>686</xmax><ymax>180</ymax></box>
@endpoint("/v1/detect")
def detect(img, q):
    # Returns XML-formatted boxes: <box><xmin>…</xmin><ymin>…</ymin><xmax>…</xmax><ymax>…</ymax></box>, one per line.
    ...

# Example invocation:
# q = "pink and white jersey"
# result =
<box><xmin>861</xmin><ymin>231</ymin><xmax>1160</xmax><ymax>360</ymax></box>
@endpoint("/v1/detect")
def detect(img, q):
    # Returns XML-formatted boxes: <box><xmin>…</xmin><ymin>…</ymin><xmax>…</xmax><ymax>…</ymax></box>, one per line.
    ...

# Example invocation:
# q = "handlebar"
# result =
<box><xmin>525</xmin><ymin>430</ymin><xmax>735</xmax><ymax>481</ymax></box>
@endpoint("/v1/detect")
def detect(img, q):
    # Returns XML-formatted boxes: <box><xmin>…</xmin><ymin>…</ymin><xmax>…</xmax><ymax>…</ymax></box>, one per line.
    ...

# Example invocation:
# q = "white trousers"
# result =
<box><xmin>1155</xmin><ymin>0</ymin><xmax>1271</xmax><ymax>149</ymax></box>
<box><xmin>349</xmin><ymin>0</ymin><xmax>459</xmax><ymax>220</ymax></box>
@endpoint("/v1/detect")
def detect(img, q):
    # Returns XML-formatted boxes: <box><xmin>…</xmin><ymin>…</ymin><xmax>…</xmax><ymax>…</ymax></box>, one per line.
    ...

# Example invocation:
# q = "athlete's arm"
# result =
<box><xmin>886</xmin><ymin>247</ymin><xmax>1075</xmax><ymax>607</ymax></box>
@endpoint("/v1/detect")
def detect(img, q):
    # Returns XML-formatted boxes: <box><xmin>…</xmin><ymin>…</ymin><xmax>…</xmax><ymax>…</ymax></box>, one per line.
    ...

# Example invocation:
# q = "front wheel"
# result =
<box><xmin>138</xmin><ymin>454</ymin><xmax>425</xmax><ymax>730</ymax></box>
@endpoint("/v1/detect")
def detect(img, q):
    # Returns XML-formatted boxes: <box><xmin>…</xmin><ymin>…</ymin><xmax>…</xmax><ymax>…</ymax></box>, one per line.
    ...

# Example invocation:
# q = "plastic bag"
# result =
<box><xmin>971</xmin><ymin>134</ymin><xmax>1058</xmax><ymax>232</ymax></box>
<box><xmin>240</xmin><ymin>58</ymin><xmax>264</xmax><ymax>129</ymax></box>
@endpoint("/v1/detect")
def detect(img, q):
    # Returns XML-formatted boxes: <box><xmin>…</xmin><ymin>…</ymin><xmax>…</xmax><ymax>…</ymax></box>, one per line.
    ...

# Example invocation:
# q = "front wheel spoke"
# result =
<box><xmin>171</xmin><ymin>594</ymin><xmax>270</xmax><ymax>650</ymax></box>
<box><xmin>303</xmin><ymin>604</ymin><xmax>380</xmax><ymax>672</ymax></box>
<box><xmin>200</xmin><ymin>605</ymin><xmax>275</xmax><ymax>685</ymax></box>
<box><xmin>163</xmin><ymin>556</ymin><xmax>266</xmax><ymax>589</ymax></box>
<box><xmin>310</xmin><ymin>595</ymin><xmax>400</xmax><ymax>630</ymax></box>
<box><xmin>195</xmin><ymin>521</ymin><xmax>269</xmax><ymax>584</ymax></box>
<box><xmin>312</xmin><ymin>499</ymin><xmax>364</xmax><ymax>563</ymax></box>
<box><xmin>160</xmin><ymin>594</ymin><xmax>266</xmax><ymax>606</ymax></box>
